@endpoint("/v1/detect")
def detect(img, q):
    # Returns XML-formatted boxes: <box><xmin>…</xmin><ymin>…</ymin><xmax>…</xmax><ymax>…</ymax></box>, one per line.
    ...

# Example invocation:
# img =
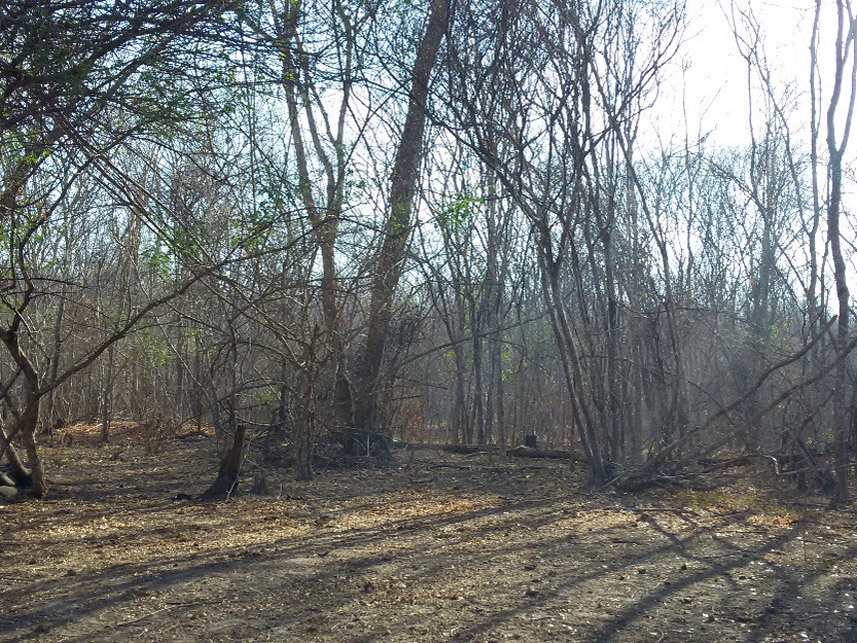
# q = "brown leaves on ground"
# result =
<box><xmin>1</xmin><ymin>428</ymin><xmax>856</xmax><ymax>642</ymax></box>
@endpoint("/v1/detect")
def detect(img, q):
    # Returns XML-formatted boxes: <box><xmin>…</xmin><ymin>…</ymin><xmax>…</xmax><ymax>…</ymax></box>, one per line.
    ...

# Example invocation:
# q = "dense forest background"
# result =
<box><xmin>1</xmin><ymin>0</ymin><xmax>856</xmax><ymax>504</ymax></box>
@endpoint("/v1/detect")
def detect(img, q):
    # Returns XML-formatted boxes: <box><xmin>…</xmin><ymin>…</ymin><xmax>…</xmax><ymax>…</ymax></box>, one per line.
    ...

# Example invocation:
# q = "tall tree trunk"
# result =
<box><xmin>538</xmin><ymin>238</ymin><xmax>611</xmax><ymax>485</ymax></box>
<box><xmin>349</xmin><ymin>0</ymin><xmax>450</xmax><ymax>454</ymax></box>
<box><xmin>193</xmin><ymin>331</ymin><xmax>203</xmax><ymax>429</ymax></box>
<box><xmin>492</xmin><ymin>337</ymin><xmax>505</xmax><ymax>447</ymax></box>
<box><xmin>294</xmin><ymin>379</ymin><xmax>314</xmax><ymax>481</ymax></box>
<box><xmin>471</xmin><ymin>294</ymin><xmax>486</xmax><ymax>445</ymax></box>
<box><xmin>825</xmin><ymin>0</ymin><xmax>855</xmax><ymax>506</ymax></box>
<box><xmin>41</xmin><ymin>297</ymin><xmax>65</xmax><ymax>436</ymax></box>
<box><xmin>276</xmin><ymin>0</ymin><xmax>355</xmax><ymax>444</ymax></box>
<box><xmin>452</xmin><ymin>344</ymin><xmax>467</xmax><ymax>444</ymax></box>
<box><xmin>100</xmin><ymin>343</ymin><xmax>115</xmax><ymax>442</ymax></box>
<box><xmin>485</xmin><ymin>197</ymin><xmax>506</xmax><ymax>448</ymax></box>
<box><xmin>829</xmin><ymin>147</ymin><xmax>849</xmax><ymax>506</ymax></box>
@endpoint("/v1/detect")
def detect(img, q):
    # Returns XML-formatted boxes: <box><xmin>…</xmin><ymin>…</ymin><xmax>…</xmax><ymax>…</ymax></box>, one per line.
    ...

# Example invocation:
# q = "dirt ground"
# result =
<box><xmin>2</xmin><ymin>425</ymin><xmax>857</xmax><ymax>642</ymax></box>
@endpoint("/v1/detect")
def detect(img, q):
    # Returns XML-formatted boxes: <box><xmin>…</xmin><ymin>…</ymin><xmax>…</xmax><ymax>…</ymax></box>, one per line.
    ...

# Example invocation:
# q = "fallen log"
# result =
<box><xmin>439</xmin><ymin>444</ymin><xmax>498</xmax><ymax>455</ymax></box>
<box><xmin>397</xmin><ymin>441</ymin><xmax>584</xmax><ymax>461</ymax></box>
<box><xmin>406</xmin><ymin>443</ymin><xmax>577</xmax><ymax>459</ymax></box>
<box><xmin>175</xmin><ymin>429</ymin><xmax>210</xmax><ymax>441</ymax></box>
<box><xmin>506</xmin><ymin>447</ymin><xmax>576</xmax><ymax>460</ymax></box>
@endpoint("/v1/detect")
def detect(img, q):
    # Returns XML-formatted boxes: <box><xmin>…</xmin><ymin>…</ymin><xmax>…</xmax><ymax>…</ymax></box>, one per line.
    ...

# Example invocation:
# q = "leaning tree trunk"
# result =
<box><xmin>0</xmin><ymin>328</ymin><xmax>48</xmax><ymax>496</ymax></box>
<box><xmin>0</xmin><ymin>425</ymin><xmax>32</xmax><ymax>487</ymax></box>
<box><xmin>349</xmin><ymin>0</ymin><xmax>450</xmax><ymax>454</ymax></box>
<box><xmin>19</xmin><ymin>397</ymin><xmax>46</xmax><ymax>497</ymax></box>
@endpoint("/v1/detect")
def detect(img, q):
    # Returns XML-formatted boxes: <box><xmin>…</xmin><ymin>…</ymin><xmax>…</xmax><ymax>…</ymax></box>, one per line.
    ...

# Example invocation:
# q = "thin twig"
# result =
<box><xmin>116</xmin><ymin>601</ymin><xmax>205</xmax><ymax>627</ymax></box>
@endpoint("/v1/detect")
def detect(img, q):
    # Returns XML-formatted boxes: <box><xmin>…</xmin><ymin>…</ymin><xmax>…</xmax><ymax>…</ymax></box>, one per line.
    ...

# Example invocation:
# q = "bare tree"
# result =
<box><xmin>820</xmin><ymin>0</ymin><xmax>857</xmax><ymax>505</ymax></box>
<box><xmin>349</xmin><ymin>0</ymin><xmax>451</xmax><ymax>454</ymax></box>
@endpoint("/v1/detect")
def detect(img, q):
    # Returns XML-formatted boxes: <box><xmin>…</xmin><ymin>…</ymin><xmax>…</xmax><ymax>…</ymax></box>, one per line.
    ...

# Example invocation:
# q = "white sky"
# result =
<box><xmin>650</xmin><ymin>0</ymin><xmax>823</xmax><ymax>149</ymax></box>
<box><xmin>647</xmin><ymin>0</ymin><xmax>857</xmax><ymax>294</ymax></box>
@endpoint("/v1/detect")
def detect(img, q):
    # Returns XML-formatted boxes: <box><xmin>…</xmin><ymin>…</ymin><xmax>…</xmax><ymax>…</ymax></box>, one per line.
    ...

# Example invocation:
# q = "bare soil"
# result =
<box><xmin>2</xmin><ymin>424</ymin><xmax>857</xmax><ymax>642</ymax></box>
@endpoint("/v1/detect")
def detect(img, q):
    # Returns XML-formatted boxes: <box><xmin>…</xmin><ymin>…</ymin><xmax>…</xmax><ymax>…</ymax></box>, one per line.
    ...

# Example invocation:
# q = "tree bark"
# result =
<box><xmin>349</xmin><ymin>0</ymin><xmax>450</xmax><ymax>454</ymax></box>
<box><xmin>202</xmin><ymin>423</ymin><xmax>246</xmax><ymax>499</ymax></box>
<box><xmin>100</xmin><ymin>342</ymin><xmax>115</xmax><ymax>443</ymax></box>
<box><xmin>276</xmin><ymin>0</ymin><xmax>355</xmax><ymax>444</ymax></box>
<box><xmin>825</xmin><ymin>0</ymin><xmax>855</xmax><ymax>506</ymax></box>
<box><xmin>294</xmin><ymin>381</ymin><xmax>314</xmax><ymax>482</ymax></box>
<box><xmin>0</xmin><ymin>425</ymin><xmax>32</xmax><ymax>487</ymax></box>
<box><xmin>41</xmin><ymin>297</ymin><xmax>65</xmax><ymax>436</ymax></box>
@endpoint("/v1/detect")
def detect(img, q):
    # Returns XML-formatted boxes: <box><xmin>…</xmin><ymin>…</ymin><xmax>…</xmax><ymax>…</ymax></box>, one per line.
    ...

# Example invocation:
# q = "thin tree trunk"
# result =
<box><xmin>42</xmin><ymin>297</ymin><xmax>65</xmax><ymax>436</ymax></box>
<box><xmin>452</xmin><ymin>345</ymin><xmax>466</xmax><ymax>444</ymax></box>
<box><xmin>825</xmin><ymin>0</ymin><xmax>855</xmax><ymax>506</ymax></box>
<box><xmin>471</xmin><ymin>295</ymin><xmax>485</xmax><ymax>445</ymax></box>
<box><xmin>193</xmin><ymin>331</ymin><xmax>203</xmax><ymax>429</ymax></box>
<box><xmin>277</xmin><ymin>0</ymin><xmax>355</xmax><ymax>441</ymax></box>
<box><xmin>100</xmin><ymin>343</ymin><xmax>115</xmax><ymax>442</ymax></box>
<box><xmin>539</xmin><ymin>239</ymin><xmax>611</xmax><ymax>485</ymax></box>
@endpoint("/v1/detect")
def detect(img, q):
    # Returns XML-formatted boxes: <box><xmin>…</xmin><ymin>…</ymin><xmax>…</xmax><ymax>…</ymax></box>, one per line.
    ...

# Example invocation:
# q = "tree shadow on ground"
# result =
<box><xmin>3</xmin><ymin>444</ymin><xmax>856</xmax><ymax>642</ymax></box>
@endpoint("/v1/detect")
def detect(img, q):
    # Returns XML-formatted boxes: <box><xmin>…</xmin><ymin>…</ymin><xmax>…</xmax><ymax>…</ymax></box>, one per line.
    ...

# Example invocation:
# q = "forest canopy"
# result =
<box><xmin>1</xmin><ymin>0</ymin><xmax>856</xmax><ymax>506</ymax></box>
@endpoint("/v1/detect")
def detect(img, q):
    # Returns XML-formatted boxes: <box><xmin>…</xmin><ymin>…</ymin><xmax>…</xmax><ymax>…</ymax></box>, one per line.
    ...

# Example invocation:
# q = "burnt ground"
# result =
<box><xmin>2</xmin><ymin>424</ymin><xmax>857</xmax><ymax>642</ymax></box>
